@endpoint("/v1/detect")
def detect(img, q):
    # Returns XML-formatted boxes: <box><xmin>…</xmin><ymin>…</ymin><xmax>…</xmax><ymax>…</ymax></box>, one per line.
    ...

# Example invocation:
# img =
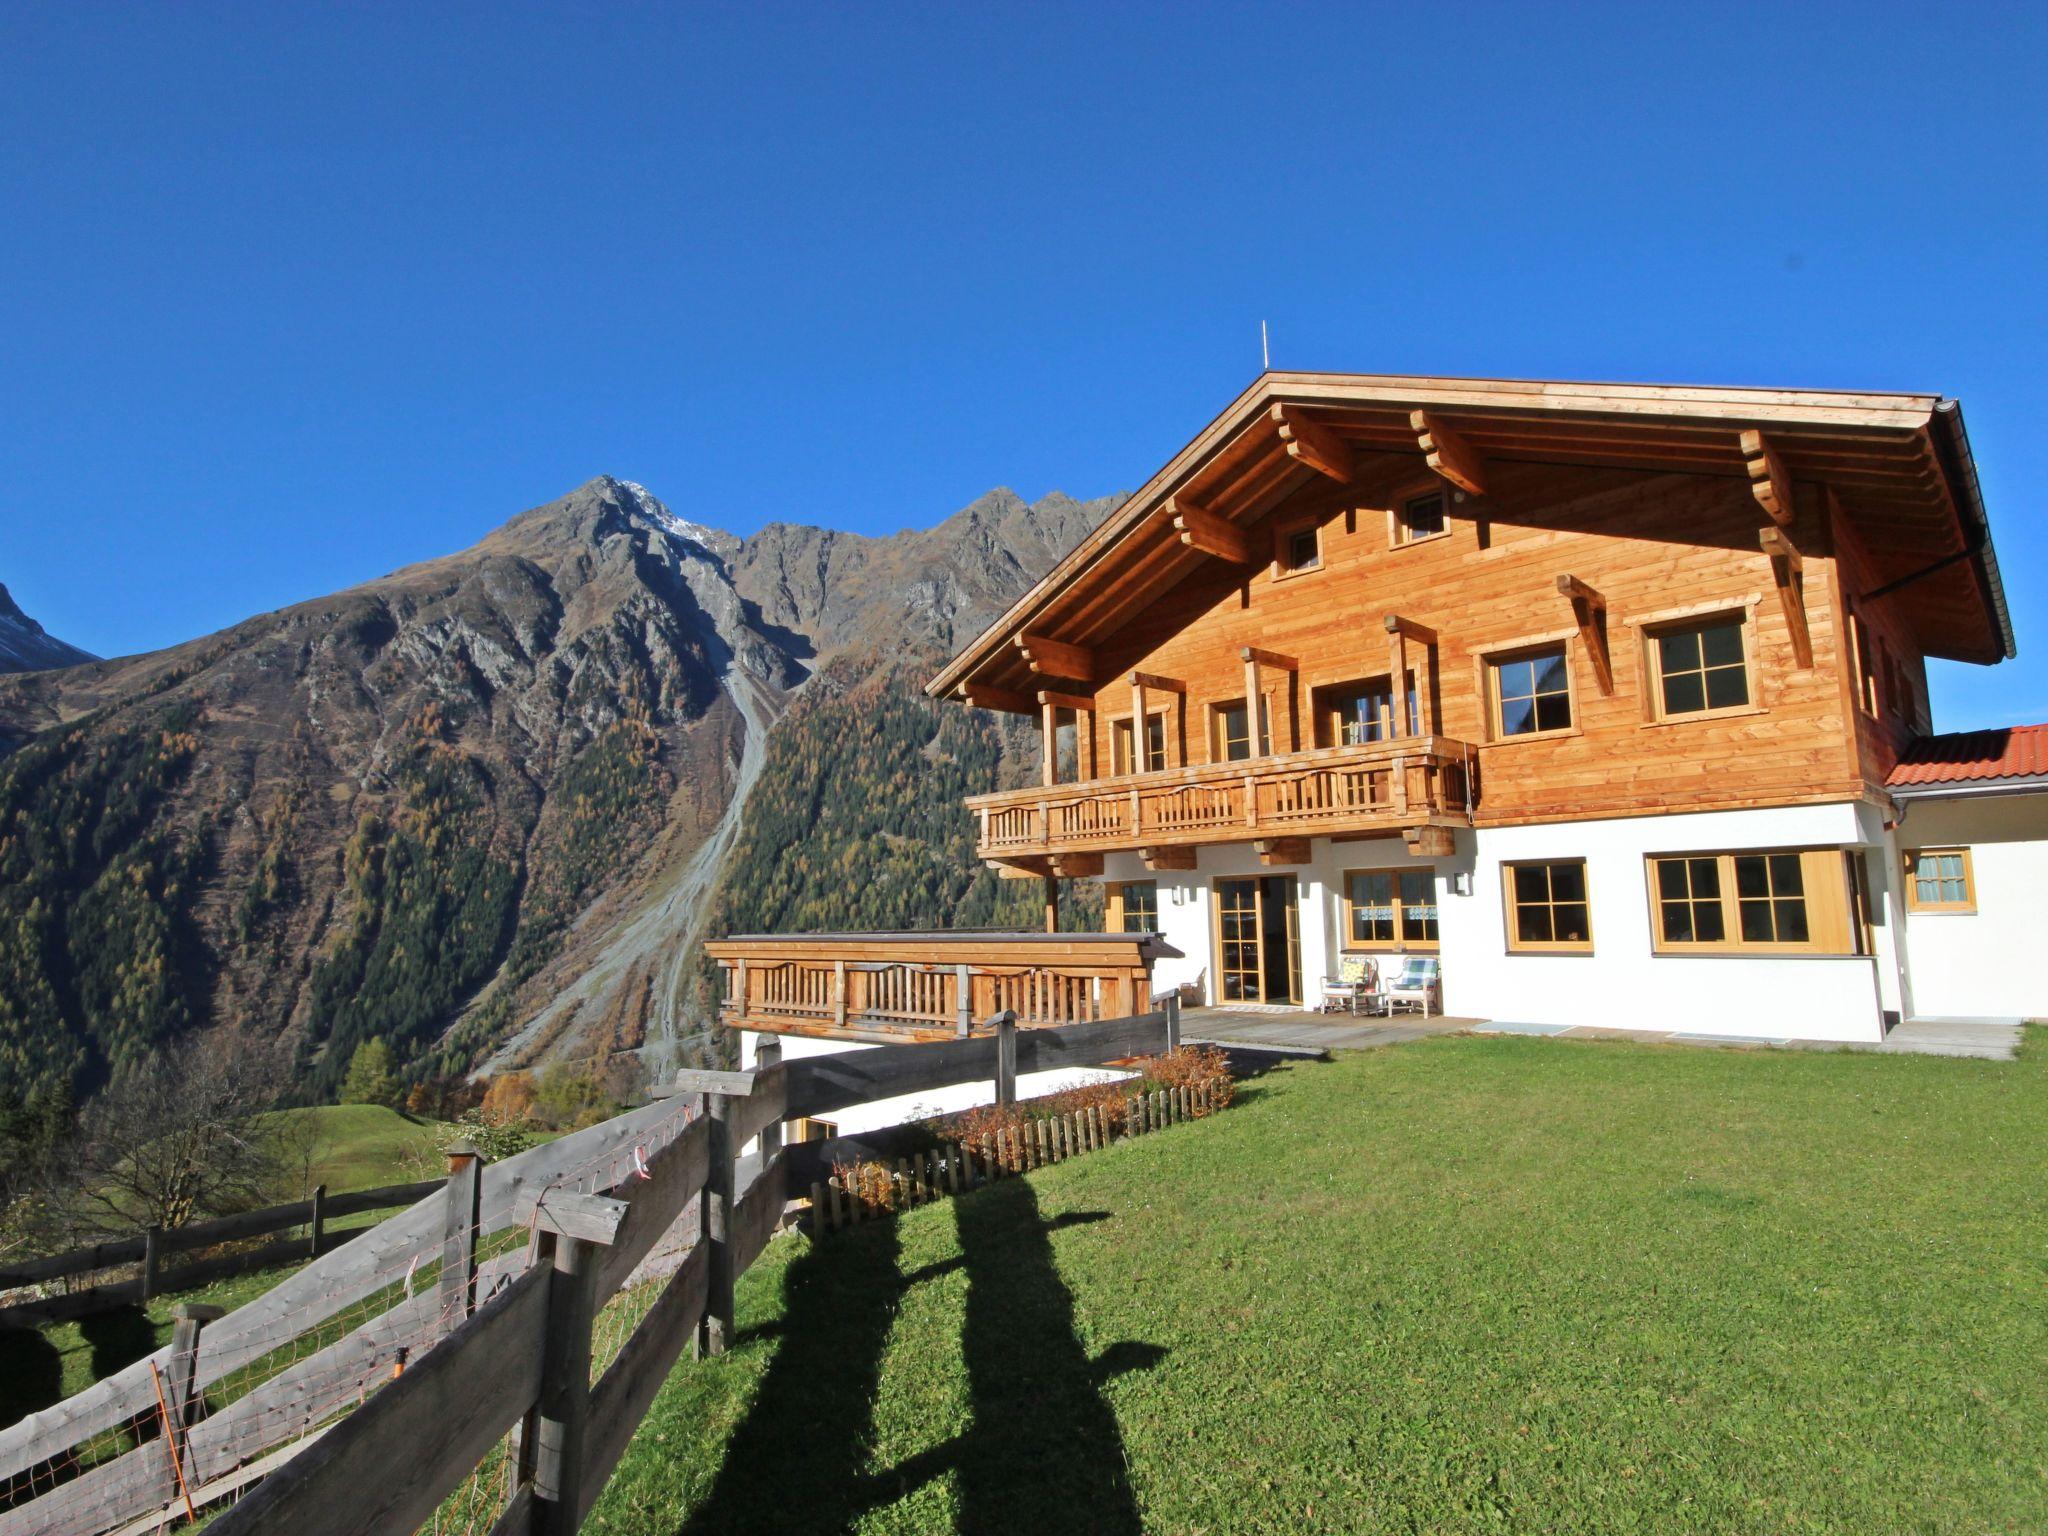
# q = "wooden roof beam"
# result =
<box><xmin>1404</xmin><ymin>826</ymin><xmax>1457</xmax><ymax>858</ymax></box>
<box><xmin>1128</xmin><ymin>671</ymin><xmax>1188</xmax><ymax>694</ymax></box>
<box><xmin>1740</xmin><ymin>429</ymin><xmax>1796</xmax><ymax>526</ymax></box>
<box><xmin>1759</xmin><ymin>528</ymin><xmax>1813</xmax><ymax>669</ymax></box>
<box><xmin>1014</xmin><ymin>631</ymin><xmax>1094</xmax><ymax>683</ymax></box>
<box><xmin>1168</xmin><ymin>493</ymin><xmax>1256</xmax><ymax>564</ymax></box>
<box><xmin>1410</xmin><ymin>410</ymin><xmax>1489</xmax><ymax>496</ymax></box>
<box><xmin>958</xmin><ymin>682</ymin><xmax>1036</xmax><ymax>716</ymax></box>
<box><xmin>1239</xmin><ymin>646</ymin><xmax>1298</xmax><ymax>670</ymax></box>
<box><xmin>1035</xmin><ymin>688</ymin><xmax>1096</xmax><ymax>712</ymax></box>
<box><xmin>1255</xmin><ymin>837</ymin><xmax>1311</xmax><ymax>867</ymax></box>
<box><xmin>1555</xmin><ymin>574</ymin><xmax>1614</xmax><ymax>695</ymax></box>
<box><xmin>1142</xmin><ymin>846</ymin><xmax>1197</xmax><ymax>871</ymax></box>
<box><xmin>1271</xmin><ymin>404</ymin><xmax>1354</xmax><ymax>482</ymax></box>
<box><xmin>1381</xmin><ymin>614</ymin><xmax>1438</xmax><ymax>645</ymax></box>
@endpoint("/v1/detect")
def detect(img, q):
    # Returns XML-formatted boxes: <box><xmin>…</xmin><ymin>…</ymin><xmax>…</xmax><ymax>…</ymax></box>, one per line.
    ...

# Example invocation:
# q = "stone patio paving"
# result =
<box><xmin>1181</xmin><ymin>1005</ymin><xmax>2026</xmax><ymax>1062</ymax></box>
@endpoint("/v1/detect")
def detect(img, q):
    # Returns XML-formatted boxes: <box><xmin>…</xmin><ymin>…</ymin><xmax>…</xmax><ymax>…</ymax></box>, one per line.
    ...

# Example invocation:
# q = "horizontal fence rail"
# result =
<box><xmin>966</xmin><ymin>736</ymin><xmax>1476</xmax><ymax>857</ymax></box>
<box><xmin>0</xmin><ymin>1180</ymin><xmax>444</xmax><ymax>1328</ymax></box>
<box><xmin>2</xmin><ymin>1006</ymin><xmax>1180</xmax><ymax>1536</ymax></box>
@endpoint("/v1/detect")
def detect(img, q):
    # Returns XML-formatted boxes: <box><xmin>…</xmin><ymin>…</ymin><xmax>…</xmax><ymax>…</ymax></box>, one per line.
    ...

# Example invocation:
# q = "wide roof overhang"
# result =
<box><xmin>927</xmin><ymin>371</ymin><xmax>2014</xmax><ymax>705</ymax></box>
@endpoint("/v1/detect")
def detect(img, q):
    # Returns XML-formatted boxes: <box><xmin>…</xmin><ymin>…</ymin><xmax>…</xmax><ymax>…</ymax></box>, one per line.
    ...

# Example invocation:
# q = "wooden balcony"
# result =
<box><xmin>967</xmin><ymin>735</ymin><xmax>1476</xmax><ymax>864</ymax></box>
<box><xmin>703</xmin><ymin>931</ymin><xmax>1179</xmax><ymax>1043</ymax></box>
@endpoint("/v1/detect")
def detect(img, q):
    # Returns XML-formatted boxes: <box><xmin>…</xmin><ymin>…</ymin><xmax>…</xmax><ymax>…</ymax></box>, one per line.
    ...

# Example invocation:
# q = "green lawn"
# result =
<box><xmin>591</xmin><ymin>1030</ymin><xmax>2047</xmax><ymax>1534</ymax></box>
<box><xmin>261</xmin><ymin>1102</ymin><xmax>448</xmax><ymax>1192</ymax></box>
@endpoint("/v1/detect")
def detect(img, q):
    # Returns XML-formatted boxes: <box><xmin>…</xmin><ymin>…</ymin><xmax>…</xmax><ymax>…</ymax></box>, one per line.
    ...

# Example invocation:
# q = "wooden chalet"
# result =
<box><xmin>710</xmin><ymin>370</ymin><xmax>2033</xmax><ymax>1052</ymax></box>
<box><xmin>913</xmin><ymin>372</ymin><xmax>2019</xmax><ymax>1041</ymax></box>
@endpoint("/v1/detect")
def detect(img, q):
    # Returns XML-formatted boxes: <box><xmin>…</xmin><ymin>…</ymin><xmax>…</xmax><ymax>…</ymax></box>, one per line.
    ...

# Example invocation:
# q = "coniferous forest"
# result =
<box><xmin>0</xmin><ymin>707</ymin><xmax>206</xmax><ymax>1106</ymax></box>
<box><xmin>705</xmin><ymin>651</ymin><xmax>1099</xmax><ymax>944</ymax></box>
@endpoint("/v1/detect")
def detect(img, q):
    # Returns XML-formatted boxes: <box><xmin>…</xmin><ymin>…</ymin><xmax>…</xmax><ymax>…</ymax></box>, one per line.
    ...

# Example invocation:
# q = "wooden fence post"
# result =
<box><xmin>523</xmin><ymin>1185</ymin><xmax>625</xmax><ymax>1536</ymax></box>
<box><xmin>699</xmin><ymin>1093</ymin><xmax>735</xmax><ymax>1358</ymax></box>
<box><xmin>140</xmin><ymin>1225</ymin><xmax>161</xmax><ymax>1303</ymax></box>
<box><xmin>308</xmin><ymin>1183</ymin><xmax>327</xmax><ymax>1259</ymax></box>
<box><xmin>955</xmin><ymin>963</ymin><xmax>973</xmax><ymax>1038</ymax></box>
<box><xmin>441</xmin><ymin>1141</ymin><xmax>482</xmax><ymax>1324</ymax></box>
<box><xmin>994</xmin><ymin>1010</ymin><xmax>1018</xmax><ymax>1108</ymax></box>
<box><xmin>1165</xmin><ymin>992</ymin><xmax>1181</xmax><ymax>1052</ymax></box>
<box><xmin>162</xmin><ymin>1302</ymin><xmax>223</xmax><ymax>1489</ymax></box>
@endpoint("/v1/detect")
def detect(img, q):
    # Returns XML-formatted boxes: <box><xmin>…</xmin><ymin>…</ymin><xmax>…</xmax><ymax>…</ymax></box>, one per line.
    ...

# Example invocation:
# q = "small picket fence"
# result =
<box><xmin>810</xmin><ymin>1080</ymin><xmax>1221</xmax><ymax>1231</ymax></box>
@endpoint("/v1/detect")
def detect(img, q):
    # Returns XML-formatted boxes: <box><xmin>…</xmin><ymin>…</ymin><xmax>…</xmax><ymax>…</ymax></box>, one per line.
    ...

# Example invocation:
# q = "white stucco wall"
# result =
<box><xmin>1453</xmin><ymin>803</ymin><xmax>1884</xmax><ymax>1041</ymax></box>
<box><xmin>740</xmin><ymin>1030</ymin><xmax>1132</xmax><ymax>1140</ymax></box>
<box><xmin>1894</xmin><ymin>791</ymin><xmax>2048</xmax><ymax>1021</ymax></box>
<box><xmin>1105</xmin><ymin>800</ymin><xmax>1893</xmax><ymax>1043</ymax></box>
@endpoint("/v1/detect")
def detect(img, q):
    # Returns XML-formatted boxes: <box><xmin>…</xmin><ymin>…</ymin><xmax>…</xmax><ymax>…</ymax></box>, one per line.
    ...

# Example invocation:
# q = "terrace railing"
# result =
<box><xmin>968</xmin><ymin>735</ymin><xmax>1476</xmax><ymax>859</ymax></box>
<box><xmin>704</xmin><ymin>931</ymin><xmax>1176</xmax><ymax>1043</ymax></box>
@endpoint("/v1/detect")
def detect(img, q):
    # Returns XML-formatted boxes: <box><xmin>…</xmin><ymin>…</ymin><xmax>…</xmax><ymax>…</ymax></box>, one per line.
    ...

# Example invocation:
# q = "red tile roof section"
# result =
<box><xmin>1887</xmin><ymin>723</ymin><xmax>2048</xmax><ymax>787</ymax></box>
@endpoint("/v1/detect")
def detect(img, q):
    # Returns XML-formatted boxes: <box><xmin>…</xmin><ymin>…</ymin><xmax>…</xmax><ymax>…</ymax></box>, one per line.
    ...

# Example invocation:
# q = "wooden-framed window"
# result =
<box><xmin>1211</xmin><ymin>696</ymin><xmax>1271</xmax><ymax>762</ymax></box>
<box><xmin>1849</xmin><ymin>607</ymin><xmax>1881</xmax><ymax>716</ymax></box>
<box><xmin>1489</xmin><ymin>645</ymin><xmax>1573</xmax><ymax>738</ymax></box>
<box><xmin>1646</xmin><ymin>849</ymin><xmax>1865</xmax><ymax>954</ymax></box>
<box><xmin>1105</xmin><ymin>879</ymin><xmax>1160</xmax><ymax>933</ymax></box>
<box><xmin>1273</xmin><ymin>517</ymin><xmax>1323</xmax><ymax>578</ymax></box>
<box><xmin>1341</xmin><ymin>868</ymin><xmax>1440</xmax><ymax>950</ymax></box>
<box><xmin>1904</xmin><ymin>848</ymin><xmax>1975</xmax><ymax>913</ymax></box>
<box><xmin>1318</xmin><ymin>674</ymin><xmax>1418</xmax><ymax>746</ymax></box>
<box><xmin>1503</xmin><ymin>860</ymin><xmax>1592</xmax><ymax>952</ymax></box>
<box><xmin>1111</xmin><ymin>712</ymin><xmax>1167</xmax><ymax>775</ymax></box>
<box><xmin>1651</xmin><ymin>613</ymin><xmax>1750</xmax><ymax>718</ymax></box>
<box><xmin>1394</xmin><ymin>489</ymin><xmax>1448</xmax><ymax>546</ymax></box>
<box><xmin>1651</xmin><ymin>855</ymin><xmax>1726</xmax><ymax>943</ymax></box>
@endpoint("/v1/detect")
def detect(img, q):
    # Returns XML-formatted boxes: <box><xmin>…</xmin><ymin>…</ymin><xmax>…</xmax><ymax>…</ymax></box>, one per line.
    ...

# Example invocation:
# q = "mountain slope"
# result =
<box><xmin>0</xmin><ymin>479</ymin><xmax>1118</xmax><ymax>1105</ymax></box>
<box><xmin>0</xmin><ymin>583</ymin><xmax>95</xmax><ymax>673</ymax></box>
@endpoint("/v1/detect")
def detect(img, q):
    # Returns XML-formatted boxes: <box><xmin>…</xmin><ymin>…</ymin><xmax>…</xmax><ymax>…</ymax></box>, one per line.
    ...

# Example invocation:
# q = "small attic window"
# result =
<box><xmin>1396</xmin><ymin>491</ymin><xmax>1447</xmax><ymax>544</ymax></box>
<box><xmin>1273</xmin><ymin>519</ymin><xmax>1322</xmax><ymax>579</ymax></box>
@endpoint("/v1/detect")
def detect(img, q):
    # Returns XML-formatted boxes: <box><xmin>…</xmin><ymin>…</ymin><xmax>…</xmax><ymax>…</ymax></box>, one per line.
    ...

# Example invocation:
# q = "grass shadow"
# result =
<box><xmin>677</xmin><ymin>1215</ymin><xmax>904</xmax><ymax>1535</ymax></box>
<box><xmin>0</xmin><ymin>1328</ymin><xmax>64</xmax><ymax>1428</ymax></box>
<box><xmin>950</xmin><ymin>1179</ymin><xmax>1156</xmax><ymax>1534</ymax></box>
<box><xmin>675</xmin><ymin>1189</ymin><xmax>1160</xmax><ymax>1534</ymax></box>
<box><xmin>77</xmin><ymin>1305</ymin><xmax>159</xmax><ymax>1385</ymax></box>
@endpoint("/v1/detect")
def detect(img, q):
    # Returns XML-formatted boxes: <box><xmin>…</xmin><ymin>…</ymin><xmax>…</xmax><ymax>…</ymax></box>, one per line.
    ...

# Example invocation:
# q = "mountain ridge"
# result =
<box><xmin>0</xmin><ymin>476</ymin><xmax>1120</xmax><ymax>1106</ymax></box>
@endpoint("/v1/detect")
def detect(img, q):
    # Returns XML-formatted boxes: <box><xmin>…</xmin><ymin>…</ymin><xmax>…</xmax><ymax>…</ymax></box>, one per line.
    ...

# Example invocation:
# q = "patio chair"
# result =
<box><xmin>1383</xmin><ymin>956</ymin><xmax>1441</xmax><ymax>1017</ymax></box>
<box><xmin>1319</xmin><ymin>956</ymin><xmax>1379</xmax><ymax>1015</ymax></box>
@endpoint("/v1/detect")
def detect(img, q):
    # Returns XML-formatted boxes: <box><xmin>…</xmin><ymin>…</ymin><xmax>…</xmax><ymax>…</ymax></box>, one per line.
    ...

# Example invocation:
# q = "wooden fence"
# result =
<box><xmin>815</xmin><ymin>1077</ymin><xmax>1221</xmax><ymax>1231</ymax></box>
<box><xmin>0</xmin><ymin>1180</ymin><xmax>443</xmax><ymax>1328</ymax></box>
<box><xmin>1</xmin><ymin>1003</ymin><xmax>1180</xmax><ymax>1536</ymax></box>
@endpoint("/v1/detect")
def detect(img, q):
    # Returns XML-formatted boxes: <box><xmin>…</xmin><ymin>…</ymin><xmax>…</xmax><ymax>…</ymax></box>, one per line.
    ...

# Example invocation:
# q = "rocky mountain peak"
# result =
<box><xmin>0</xmin><ymin>581</ymin><xmax>96</xmax><ymax>674</ymax></box>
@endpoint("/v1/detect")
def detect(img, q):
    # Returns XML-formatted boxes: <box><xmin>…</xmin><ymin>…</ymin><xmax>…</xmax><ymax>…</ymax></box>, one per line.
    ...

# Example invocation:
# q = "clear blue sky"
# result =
<box><xmin>2</xmin><ymin>3</ymin><xmax>2042</xmax><ymax>728</ymax></box>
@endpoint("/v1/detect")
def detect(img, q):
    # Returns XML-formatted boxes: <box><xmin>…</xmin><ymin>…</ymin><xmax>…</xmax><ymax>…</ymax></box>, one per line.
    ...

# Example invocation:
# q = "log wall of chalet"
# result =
<box><xmin>1051</xmin><ymin>460</ymin><xmax>1882</xmax><ymax>828</ymax></box>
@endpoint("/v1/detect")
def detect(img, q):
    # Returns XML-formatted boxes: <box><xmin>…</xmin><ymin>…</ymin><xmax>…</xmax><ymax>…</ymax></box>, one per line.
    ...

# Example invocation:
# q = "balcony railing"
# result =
<box><xmin>703</xmin><ymin>931</ymin><xmax>1179</xmax><ymax>1043</ymax></box>
<box><xmin>968</xmin><ymin>735</ymin><xmax>1475</xmax><ymax>859</ymax></box>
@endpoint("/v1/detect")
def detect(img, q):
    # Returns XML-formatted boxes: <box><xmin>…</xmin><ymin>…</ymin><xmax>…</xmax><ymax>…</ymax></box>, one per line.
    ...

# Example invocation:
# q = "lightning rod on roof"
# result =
<box><xmin>1261</xmin><ymin>320</ymin><xmax>1270</xmax><ymax>371</ymax></box>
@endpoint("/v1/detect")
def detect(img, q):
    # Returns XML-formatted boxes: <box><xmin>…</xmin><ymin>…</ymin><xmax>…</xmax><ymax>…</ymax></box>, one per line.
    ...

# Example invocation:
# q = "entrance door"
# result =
<box><xmin>1214</xmin><ymin>876</ymin><xmax>1301</xmax><ymax>1004</ymax></box>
